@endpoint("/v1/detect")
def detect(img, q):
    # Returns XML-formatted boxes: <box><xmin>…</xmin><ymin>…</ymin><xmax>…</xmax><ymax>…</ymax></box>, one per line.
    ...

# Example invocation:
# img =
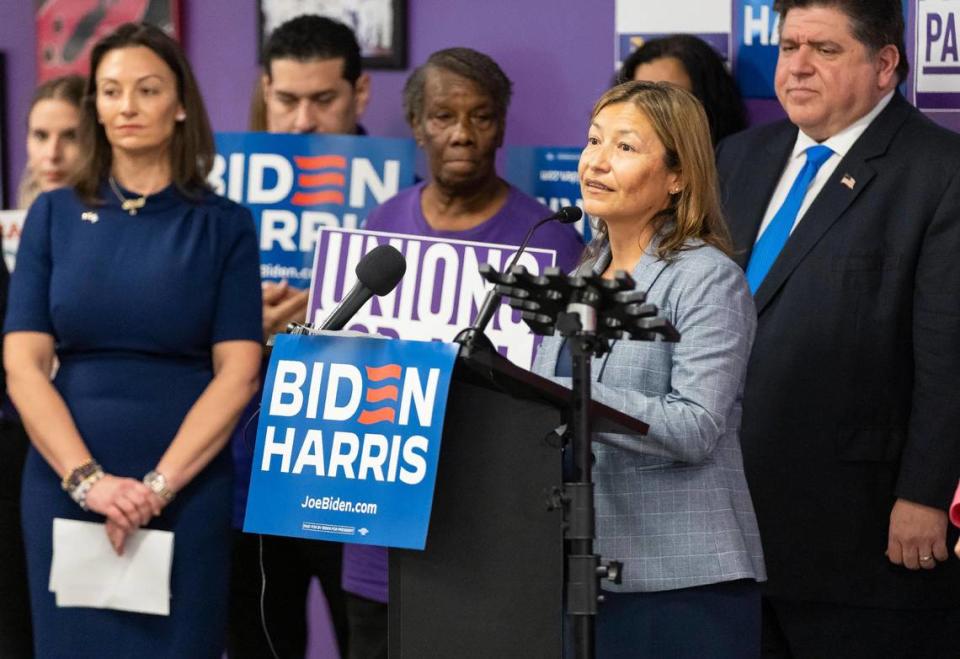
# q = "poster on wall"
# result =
<box><xmin>615</xmin><ymin>0</ymin><xmax>733</xmax><ymax>72</ymax></box>
<box><xmin>913</xmin><ymin>0</ymin><xmax>960</xmax><ymax>120</ymax></box>
<box><xmin>260</xmin><ymin>0</ymin><xmax>407</xmax><ymax>69</ymax></box>
<box><xmin>35</xmin><ymin>0</ymin><xmax>180</xmax><ymax>82</ymax></box>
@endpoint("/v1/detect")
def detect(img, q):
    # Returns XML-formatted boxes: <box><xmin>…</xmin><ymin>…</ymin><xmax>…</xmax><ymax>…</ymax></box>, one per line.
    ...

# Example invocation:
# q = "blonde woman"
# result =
<box><xmin>17</xmin><ymin>75</ymin><xmax>85</xmax><ymax>208</ymax></box>
<box><xmin>1</xmin><ymin>72</ymin><xmax>85</xmax><ymax>658</ymax></box>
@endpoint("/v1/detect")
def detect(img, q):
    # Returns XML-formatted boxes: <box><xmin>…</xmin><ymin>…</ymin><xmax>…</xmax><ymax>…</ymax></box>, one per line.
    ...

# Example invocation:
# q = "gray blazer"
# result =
<box><xmin>532</xmin><ymin>234</ymin><xmax>766</xmax><ymax>592</ymax></box>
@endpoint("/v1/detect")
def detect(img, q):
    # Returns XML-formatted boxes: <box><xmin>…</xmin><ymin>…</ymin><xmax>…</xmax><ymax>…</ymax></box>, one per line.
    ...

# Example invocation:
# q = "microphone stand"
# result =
<box><xmin>479</xmin><ymin>264</ymin><xmax>680</xmax><ymax>659</ymax></box>
<box><xmin>456</xmin><ymin>208</ymin><xmax>581</xmax><ymax>357</ymax></box>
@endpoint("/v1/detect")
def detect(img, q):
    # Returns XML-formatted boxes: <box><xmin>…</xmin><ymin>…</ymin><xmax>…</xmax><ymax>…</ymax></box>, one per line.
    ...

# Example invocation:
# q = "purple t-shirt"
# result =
<box><xmin>365</xmin><ymin>180</ymin><xmax>584</xmax><ymax>272</ymax></box>
<box><xmin>343</xmin><ymin>181</ymin><xmax>584</xmax><ymax>603</ymax></box>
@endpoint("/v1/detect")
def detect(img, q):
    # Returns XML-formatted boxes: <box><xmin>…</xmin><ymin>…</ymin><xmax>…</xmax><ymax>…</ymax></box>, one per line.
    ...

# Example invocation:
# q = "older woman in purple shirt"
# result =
<box><xmin>349</xmin><ymin>47</ymin><xmax>583</xmax><ymax>658</ymax></box>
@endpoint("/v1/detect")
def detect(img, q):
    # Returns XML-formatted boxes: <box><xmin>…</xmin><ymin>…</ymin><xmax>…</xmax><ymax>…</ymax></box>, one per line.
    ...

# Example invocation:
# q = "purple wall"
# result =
<box><xmin>189</xmin><ymin>0</ymin><xmax>624</xmax><ymax>147</ymax></box>
<box><xmin>2</xmin><ymin>0</ymin><xmax>37</xmax><ymax>206</ymax></box>
<box><xmin>0</xmin><ymin>0</ymin><xmax>790</xmax><ymax>208</ymax></box>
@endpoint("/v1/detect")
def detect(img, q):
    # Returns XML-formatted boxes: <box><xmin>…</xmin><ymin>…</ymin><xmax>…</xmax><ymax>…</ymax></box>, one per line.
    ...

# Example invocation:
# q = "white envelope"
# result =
<box><xmin>49</xmin><ymin>518</ymin><xmax>174</xmax><ymax>616</ymax></box>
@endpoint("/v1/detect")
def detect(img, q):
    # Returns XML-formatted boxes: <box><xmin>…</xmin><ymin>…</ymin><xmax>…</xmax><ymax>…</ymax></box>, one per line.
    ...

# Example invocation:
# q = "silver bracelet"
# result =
<box><xmin>69</xmin><ymin>469</ymin><xmax>105</xmax><ymax>510</ymax></box>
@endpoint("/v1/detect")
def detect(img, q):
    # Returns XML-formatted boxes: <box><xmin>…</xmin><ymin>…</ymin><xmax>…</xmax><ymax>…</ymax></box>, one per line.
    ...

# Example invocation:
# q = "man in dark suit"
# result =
<box><xmin>716</xmin><ymin>1</ymin><xmax>960</xmax><ymax>656</ymax></box>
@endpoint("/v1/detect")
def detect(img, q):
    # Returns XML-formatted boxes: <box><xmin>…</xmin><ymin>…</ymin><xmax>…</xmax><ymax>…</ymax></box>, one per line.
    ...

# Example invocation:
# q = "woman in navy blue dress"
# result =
<box><xmin>3</xmin><ymin>24</ymin><xmax>262</xmax><ymax>657</ymax></box>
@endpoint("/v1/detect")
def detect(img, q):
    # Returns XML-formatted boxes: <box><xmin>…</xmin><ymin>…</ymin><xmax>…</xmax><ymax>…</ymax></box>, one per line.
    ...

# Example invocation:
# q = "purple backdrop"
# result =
<box><xmin>0</xmin><ymin>0</ymin><xmax>790</xmax><ymax>208</ymax></box>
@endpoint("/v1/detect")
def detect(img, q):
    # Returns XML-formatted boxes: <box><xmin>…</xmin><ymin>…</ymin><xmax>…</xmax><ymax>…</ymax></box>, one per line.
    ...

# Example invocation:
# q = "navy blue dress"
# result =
<box><xmin>4</xmin><ymin>182</ymin><xmax>262</xmax><ymax>658</ymax></box>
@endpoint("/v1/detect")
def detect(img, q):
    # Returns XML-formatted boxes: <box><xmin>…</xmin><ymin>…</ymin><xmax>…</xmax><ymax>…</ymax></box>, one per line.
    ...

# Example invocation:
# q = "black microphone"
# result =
<box><xmin>319</xmin><ymin>244</ymin><xmax>407</xmax><ymax>331</ymax></box>
<box><xmin>462</xmin><ymin>206</ymin><xmax>583</xmax><ymax>346</ymax></box>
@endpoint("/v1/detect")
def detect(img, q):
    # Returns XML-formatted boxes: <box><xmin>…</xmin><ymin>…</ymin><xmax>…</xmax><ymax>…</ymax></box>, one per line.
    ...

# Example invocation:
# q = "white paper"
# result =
<box><xmin>49</xmin><ymin>518</ymin><xmax>174</xmax><ymax>616</ymax></box>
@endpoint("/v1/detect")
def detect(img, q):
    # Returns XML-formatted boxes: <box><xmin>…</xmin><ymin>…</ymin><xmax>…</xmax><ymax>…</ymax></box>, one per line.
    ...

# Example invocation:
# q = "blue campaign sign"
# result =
<box><xmin>506</xmin><ymin>145</ymin><xmax>591</xmax><ymax>242</ymax></box>
<box><xmin>243</xmin><ymin>333</ymin><xmax>458</xmax><ymax>549</ymax></box>
<box><xmin>210</xmin><ymin>132</ymin><xmax>416</xmax><ymax>289</ymax></box>
<box><xmin>734</xmin><ymin>0</ymin><xmax>780</xmax><ymax>98</ymax></box>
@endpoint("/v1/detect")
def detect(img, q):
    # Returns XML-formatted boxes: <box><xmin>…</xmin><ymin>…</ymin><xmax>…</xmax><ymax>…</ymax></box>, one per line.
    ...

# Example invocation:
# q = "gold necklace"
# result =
<box><xmin>108</xmin><ymin>176</ymin><xmax>147</xmax><ymax>216</ymax></box>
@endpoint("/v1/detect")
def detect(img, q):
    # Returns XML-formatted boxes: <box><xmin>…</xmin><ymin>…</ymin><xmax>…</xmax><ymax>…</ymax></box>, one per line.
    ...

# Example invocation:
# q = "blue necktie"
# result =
<box><xmin>745</xmin><ymin>144</ymin><xmax>834</xmax><ymax>294</ymax></box>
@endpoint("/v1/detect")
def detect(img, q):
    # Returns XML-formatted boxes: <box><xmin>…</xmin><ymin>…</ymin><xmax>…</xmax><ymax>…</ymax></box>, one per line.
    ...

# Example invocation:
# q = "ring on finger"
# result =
<box><xmin>919</xmin><ymin>555</ymin><xmax>934</xmax><ymax>562</ymax></box>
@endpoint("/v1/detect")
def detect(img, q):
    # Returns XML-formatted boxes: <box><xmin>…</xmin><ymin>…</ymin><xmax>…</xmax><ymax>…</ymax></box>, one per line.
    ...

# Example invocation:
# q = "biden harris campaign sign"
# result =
<box><xmin>506</xmin><ymin>146</ymin><xmax>591</xmax><ymax>242</ymax></box>
<box><xmin>734</xmin><ymin>0</ymin><xmax>780</xmax><ymax>98</ymax></box>
<box><xmin>307</xmin><ymin>228</ymin><xmax>559</xmax><ymax>369</ymax></box>
<box><xmin>244</xmin><ymin>333</ymin><xmax>458</xmax><ymax>549</ymax></box>
<box><xmin>210</xmin><ymin>132</ymin><xmax>416</xmax><ymax>289</ymax></box>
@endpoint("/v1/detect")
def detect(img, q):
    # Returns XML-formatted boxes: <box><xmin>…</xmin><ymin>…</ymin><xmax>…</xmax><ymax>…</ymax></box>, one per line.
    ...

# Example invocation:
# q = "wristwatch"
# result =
<box><xmin>143</xmin><ymin>470</ymin><xmax>175</xmax><ymax>502</ymax></box>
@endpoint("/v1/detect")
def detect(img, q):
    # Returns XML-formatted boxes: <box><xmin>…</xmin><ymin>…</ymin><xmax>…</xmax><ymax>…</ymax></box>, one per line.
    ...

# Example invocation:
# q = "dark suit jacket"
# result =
<box><xmin>0</xmin><ymin>233</ymin><xmax>7</xmax><ymax>401</ymax></box>
<box><xmin>717</xmin><ymin>93</ymin><xmax>960</xmax><ymax>608</ymax></box>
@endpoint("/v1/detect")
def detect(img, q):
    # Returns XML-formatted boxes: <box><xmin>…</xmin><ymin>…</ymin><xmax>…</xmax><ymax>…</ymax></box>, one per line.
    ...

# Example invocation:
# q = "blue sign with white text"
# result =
<box><xmin>211</xmin><ymin>133</ymin><xmax>416</xmax><ymax>289</ymax></box>
<box><xmin>734</xmin><ymin>0</ymin><xmax>780</xmax><ymax>98</ymax></box>
<box><xmin>506</xmin><ymin>145</ymin><xmax>591</xmax><ymax>242</ymax></box>
<box><xmin>243</xmin><ymin>334</ymin><xmax>458</xmax><ymax>549</ymax></box>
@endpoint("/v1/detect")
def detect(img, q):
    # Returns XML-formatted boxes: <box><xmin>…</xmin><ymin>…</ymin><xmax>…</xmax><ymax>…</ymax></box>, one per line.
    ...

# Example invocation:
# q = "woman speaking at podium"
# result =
<box><xmin>533</xmin><ymin>81</ymin><xmax>765</xmax><ymax>658</ymax></box>
<box><xmin>4</xmin><ymin>23</ymin><xmax>261</xmax><ymax>657</ymax></box>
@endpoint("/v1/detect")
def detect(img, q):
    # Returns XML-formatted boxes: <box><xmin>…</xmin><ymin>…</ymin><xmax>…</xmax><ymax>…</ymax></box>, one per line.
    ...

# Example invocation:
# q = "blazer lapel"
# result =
<box><xmin>753</xmin><ymin>94</ymin><xmax>913</xmax><ymax>314</ymax></box>
<box><xmin>631</xmin><ymin>233</ymin><xmax>672</xmax><ymax>295</ymax></box>
<box><xmin>572</xmin><ymin>236</ymin><xmax>670</xmax><ymax>292</ymax></box>
<box><xmin>729</xmin><ymin>126</ymin><xmax>796</xmax><ymax>269</ymax></box>
<box><xmin>591</xmin><ymin>234</ymin><xmax>671</xmax><ymax>380</ymax></box>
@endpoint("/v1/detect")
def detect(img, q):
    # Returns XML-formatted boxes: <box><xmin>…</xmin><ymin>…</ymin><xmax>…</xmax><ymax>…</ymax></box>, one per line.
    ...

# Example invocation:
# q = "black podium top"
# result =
<box><xmin>455</xmin><ymin>344</ymin><xmax>648</xmax><ymax>437</ymax></box>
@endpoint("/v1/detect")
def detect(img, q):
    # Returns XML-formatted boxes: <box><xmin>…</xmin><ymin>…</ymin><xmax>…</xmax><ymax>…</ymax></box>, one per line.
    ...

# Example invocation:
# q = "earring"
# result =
<box><xmin>670</xmin><ymin>187</ymin><xmax>681</xmax><ymax>195</ymax></box>
<box><xmin>175</xmin><ymin>112</ymin><xmax>186</xmax><ymax>122</ymax></box>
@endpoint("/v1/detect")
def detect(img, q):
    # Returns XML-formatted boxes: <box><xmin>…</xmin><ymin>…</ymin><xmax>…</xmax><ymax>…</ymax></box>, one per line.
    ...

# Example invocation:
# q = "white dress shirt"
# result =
<box><xmin>755</xmin><ymin>91</ymin><xmax>895</xmax><ymax>240</ymax></box>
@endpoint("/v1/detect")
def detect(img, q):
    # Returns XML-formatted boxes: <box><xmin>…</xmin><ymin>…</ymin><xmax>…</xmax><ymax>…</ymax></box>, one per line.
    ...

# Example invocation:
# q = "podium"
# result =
<box><xmin>388</xmin><ymin>346</ymin><xmax>647</xmax><ymax>658</ymax></box>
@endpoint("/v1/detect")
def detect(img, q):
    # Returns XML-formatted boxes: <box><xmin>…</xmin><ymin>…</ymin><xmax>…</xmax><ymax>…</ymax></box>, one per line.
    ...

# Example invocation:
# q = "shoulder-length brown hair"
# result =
<box><xmin>74</xmin><ymin>23</ymin><xmax>214</xmax><ymax>203</ymax></box>
<box><xmin>585</xmin><ymin>80</ymin><xmax>733</xmax><ymax>261</ymax></box>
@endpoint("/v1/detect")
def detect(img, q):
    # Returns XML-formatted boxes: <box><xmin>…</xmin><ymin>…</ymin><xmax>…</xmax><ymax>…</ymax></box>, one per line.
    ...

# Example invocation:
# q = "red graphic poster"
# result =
<box><xmin>36</xmin><ymin>0</ymin><xmax>180</xmax><ymax>82</ymax></box>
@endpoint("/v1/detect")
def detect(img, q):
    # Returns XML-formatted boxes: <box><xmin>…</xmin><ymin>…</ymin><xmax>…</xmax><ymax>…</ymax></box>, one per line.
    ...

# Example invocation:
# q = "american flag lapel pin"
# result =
<box><xmin>840</xmin><ymin>174</ymin><xmax>856</xmax><ymax>190</ymax></box>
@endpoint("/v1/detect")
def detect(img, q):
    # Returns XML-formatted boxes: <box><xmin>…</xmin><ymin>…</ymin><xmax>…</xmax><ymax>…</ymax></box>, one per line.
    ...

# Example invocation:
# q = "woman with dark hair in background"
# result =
<box><xmin>618</xmin><ymin>35</ymin><xmax>748</xmax><ymax>144</ymax></box>
<box><xmin>4</xmin><ymin>23</ymin><xmax>262</xmax><ymax>657</ymax></box>
<box><xmin>17</xmin><ymin>74</ymin><xmax>85</xmax><ymax>208</ymax></box>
